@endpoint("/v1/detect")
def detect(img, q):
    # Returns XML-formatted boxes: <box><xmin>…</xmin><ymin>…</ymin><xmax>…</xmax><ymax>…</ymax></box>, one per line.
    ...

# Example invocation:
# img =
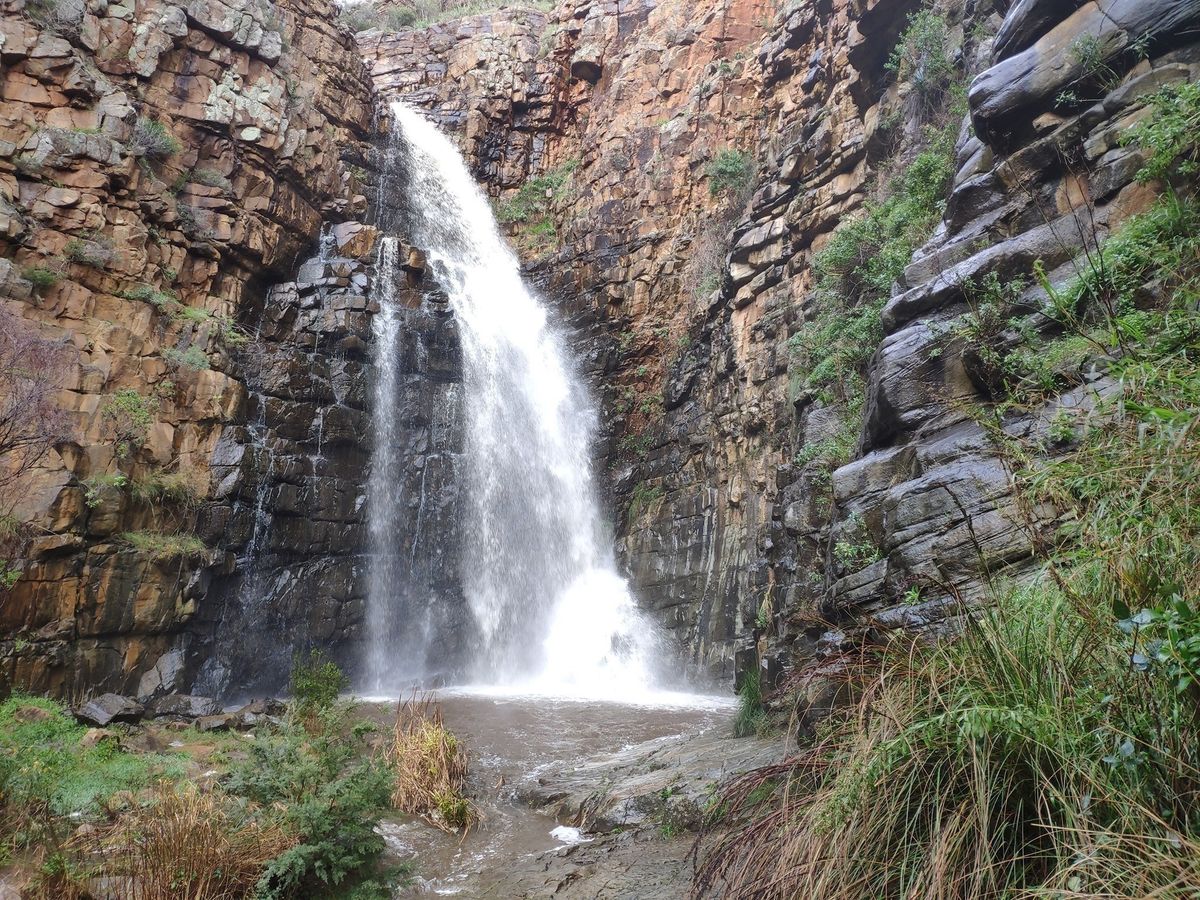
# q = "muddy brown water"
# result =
<box><xmin>361</xmin><ymin>689</ymin><xmax>735</xmax><ymax>897</ymax></box>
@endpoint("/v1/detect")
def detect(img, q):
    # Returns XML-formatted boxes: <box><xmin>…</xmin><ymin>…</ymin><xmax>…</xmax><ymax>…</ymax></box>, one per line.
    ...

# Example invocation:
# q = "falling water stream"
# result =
<box><xmin>366</xmin><ymin>103</ymin><xmax>662</xmax><ymax>699</ymax></box>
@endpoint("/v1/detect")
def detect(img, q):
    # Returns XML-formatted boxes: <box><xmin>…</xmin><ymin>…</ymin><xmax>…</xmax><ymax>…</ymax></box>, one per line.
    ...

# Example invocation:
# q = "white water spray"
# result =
<box><xmin>368</xmin><ymin>102</ymin><xmax>660</xmax><ymax>699</ymax></box>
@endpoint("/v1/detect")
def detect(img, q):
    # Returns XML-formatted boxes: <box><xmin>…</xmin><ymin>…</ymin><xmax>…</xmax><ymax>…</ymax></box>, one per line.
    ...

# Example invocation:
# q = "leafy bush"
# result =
<box><xmin>190</xmin><ymin>167</ymin><xmax>233</xmax><ymax>192</ymax></box>
<box><xmin>705</xmin><ymin>149</ymin><xmax>755</xmax><ymax>201</ymax></box>
<box><xmin>119</xmin><ymin>283</ymin><xmax>179</xmax><ymax>309</ymax></box>
<box><xmin>388</xmin><ymin>696</ymin><xmax>477</xmax><ymax>832</ymax></box>
<box><xmin>885</xmin><ymin>8</ymin><xmax>955</xmax><ymax>116</ymax></box>
<box><xmin>100</xmin><ymin>388</ymin><xmax>155</xmax><ymax>458</ymax></box>
<box><xmin>495</xmin><ymin>158</ymin><xmax>578</xmax><ymax>252</ymax></box>
<box><xmin>130</xmin><ymin>117</ymin><xmax>182</xmax><ymax>160</ymax></box>
<box><xmin>1124</xmin><ymin>80</ymin><xmax>1200</xmax><ymax>183</ymax></box>
<box><xmin>289</xmin><ymin>650</ymin><xmax>348</xmax><ymax>713</ymax></box>
<box><xmin>627</xmin><ymin>480</ymin><xmax>665</xmax><ymax>524</ymax></box>
<box><xmin>163</xmin><ymin>346</ymin><xmax>211</xmax><ymax>371</ymax></box>
<box><xmin>226</xmin><ymin>704</ymin><xmax>395</xmax><ymax>899</ymax></box>
<box><xmin>82</xmin><ymin>472</ymin><xmax>128</xmax><ymax>508</ymax></box>
<box><xmin>64</xmin><ymin>235</ymin><xmax>114</xmax><ymax>268</ymax></box>
<box><xmin>21</xmin><ymin>265</ymin><xmax>60</xmax><ymax>293</ymax></box>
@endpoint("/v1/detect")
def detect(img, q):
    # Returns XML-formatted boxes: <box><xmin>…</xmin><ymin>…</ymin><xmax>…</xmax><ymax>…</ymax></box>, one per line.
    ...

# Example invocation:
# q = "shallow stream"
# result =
<box><xmin>364</xmin><ymin>690</ymin><xmax>734</xmax><ymax>897</ymax></box>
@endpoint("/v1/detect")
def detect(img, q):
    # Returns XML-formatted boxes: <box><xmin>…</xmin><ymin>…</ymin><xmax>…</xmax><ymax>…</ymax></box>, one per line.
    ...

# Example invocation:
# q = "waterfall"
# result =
<box><xmin>365</xmin><ymin>102</ymin><xmax>660</xmax><ymax>698</ymax></box>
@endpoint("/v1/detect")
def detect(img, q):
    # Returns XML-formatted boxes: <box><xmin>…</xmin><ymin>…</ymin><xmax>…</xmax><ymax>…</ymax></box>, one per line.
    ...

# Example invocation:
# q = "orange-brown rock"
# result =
<box><xmin>0</xmin><ymin>0</ymin><xmax>379</xmax><ymax>697</ymax></box>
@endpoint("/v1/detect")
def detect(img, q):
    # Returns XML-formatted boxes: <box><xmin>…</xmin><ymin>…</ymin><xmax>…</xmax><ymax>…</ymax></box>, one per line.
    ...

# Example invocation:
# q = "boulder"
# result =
<box><xmin>74</xmin><ymin>693</ymin><xmax>144</xmax><ymax>727</ymax></box>
<box><xmin>147</xmin><ymin>694</ymin><xmax>222</xmax><ymax>719</ymax></box>
<box><xmin>970</xmin><ymin>0</ymin><xmax>1200</xmax><ymax>146</ymax></box>
<box><xmin>195</xmin><ymin>714</ymin><xmax>233</xmax><ymax>732</ymax></box>
<box><xmin>235</xmin><ymin>697</ymin><xmax>287</xmax><ymax>716</ymax></box>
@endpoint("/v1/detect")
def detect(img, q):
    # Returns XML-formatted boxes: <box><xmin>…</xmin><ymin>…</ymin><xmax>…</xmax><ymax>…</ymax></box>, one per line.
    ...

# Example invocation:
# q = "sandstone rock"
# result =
<box><xmin>194</xmin><ymin>713</ymin><xmax>232</xmax><ymax>732</ymax></box>
<box><xmin>79</xmin><ymin>727</ymin><xmax>118</xmax><ymax>749</ymax></box>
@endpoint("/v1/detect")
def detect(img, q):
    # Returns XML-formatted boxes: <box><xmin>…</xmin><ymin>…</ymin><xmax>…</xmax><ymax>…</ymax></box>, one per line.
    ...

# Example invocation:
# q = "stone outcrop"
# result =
<box><xmin>0</xmin><ymin>0</ymin><xmax>379</xmax><ymax>697</ymax></box>
<box><xmin>4</xmin><ymin>0</ymin><xmax>1198</xmax><ymax>705</ymax></box>
<box><xmin>352</xmin><ymin>0</ymin><xmax>1200</xmax><ymax>696</ymax></box>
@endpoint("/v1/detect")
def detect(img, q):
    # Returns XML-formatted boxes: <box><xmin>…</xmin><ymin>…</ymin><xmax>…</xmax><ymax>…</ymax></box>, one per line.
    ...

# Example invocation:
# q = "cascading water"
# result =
<box><xmin>366</xmin><ymin>102</ymin><xmax>660</xmax><ymax>698</ymax></box>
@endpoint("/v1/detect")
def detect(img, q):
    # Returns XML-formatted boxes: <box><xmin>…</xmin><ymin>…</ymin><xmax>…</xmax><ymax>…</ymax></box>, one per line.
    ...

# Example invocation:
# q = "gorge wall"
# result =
<box><xmin>358</xmin><ymin>0</ymin><xmax>1200</xmax><ymax>695</ymax></box>
<box><xmin>0</xmin><ymin>0</ymin><xmax>381</xmax><ymax>696</ymax></box>
<box><xmin>2</xmin><ymin>0</ymin><xmax>1198</xmax><ymax>702</ymax></box>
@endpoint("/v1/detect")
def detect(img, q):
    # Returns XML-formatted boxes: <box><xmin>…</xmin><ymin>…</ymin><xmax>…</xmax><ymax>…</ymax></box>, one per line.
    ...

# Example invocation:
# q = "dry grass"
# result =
<box><xmin>388</xmin><ymin>695</ymin><xmax>478</xmax><ymax>833</ymax></box>
<box><xmin>85</xmin><ymin>784</ymin><xmax>294</xmax><ymax>900</ymax></box>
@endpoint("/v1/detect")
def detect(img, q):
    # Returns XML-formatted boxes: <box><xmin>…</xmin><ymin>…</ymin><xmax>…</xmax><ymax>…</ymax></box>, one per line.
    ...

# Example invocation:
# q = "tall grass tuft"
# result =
<box><xmin>90</xmin><ymin>784</ymin><xmax>295</xmax><ymax>900</ymax></box>
<box><xmin>695</xmin><ymin>586</ymin><xmax>1200</xmax><ymax>898</ymax></box>
<box><xmin>388</xmin><ymin>695</ymin><xmax>478</xmax><ymax>833</ymax></box>
<box><xmin>732</xmin><ymin>667</ymin><xmax>769</xmax><ymax>738</ymax></box>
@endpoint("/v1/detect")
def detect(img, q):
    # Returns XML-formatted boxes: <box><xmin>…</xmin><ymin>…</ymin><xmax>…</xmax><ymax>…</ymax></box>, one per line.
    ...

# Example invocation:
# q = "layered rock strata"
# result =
<box><xmin>355</xmin><ymin>0</ymin><xmax>1200</xmax><ymax>692</ymax></box>
<box><xmin>0</xmin><ymin>0</ymin><xmax>379</xmax><ymax>696</ymax></box>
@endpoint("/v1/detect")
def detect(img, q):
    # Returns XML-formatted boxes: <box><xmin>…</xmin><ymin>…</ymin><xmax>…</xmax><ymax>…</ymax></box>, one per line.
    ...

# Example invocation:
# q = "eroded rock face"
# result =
<box><xmin>355</xmin><ymin>0</ymin><xmax>1200</xmax><ymax>696</ymax></box>
<box><xmin>0</xmin><ymin>0</ymin><xmax>379</xmax><ymax>697</ymax></box>
<box><xmin>5</xmin><ymin>0</ymin><xmax>1197</xmax><ymax>705</ymax></box>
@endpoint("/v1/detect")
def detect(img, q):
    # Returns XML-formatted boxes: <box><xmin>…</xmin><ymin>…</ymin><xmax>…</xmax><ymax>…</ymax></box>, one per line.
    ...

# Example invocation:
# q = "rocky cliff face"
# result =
<box><xmin>354</xmin><ymin>0</ymin><xmax>1200</xmax><ymax>695</ymax></box>
<box><xmin>4</xmin><ymin>0</ymin><xmax>1198</xmax><ymax>702</ymax></box>
<box><xmin>0</xmin><ymin>0</ymin><xmax>379</xmax><ymax>696</ymax></box>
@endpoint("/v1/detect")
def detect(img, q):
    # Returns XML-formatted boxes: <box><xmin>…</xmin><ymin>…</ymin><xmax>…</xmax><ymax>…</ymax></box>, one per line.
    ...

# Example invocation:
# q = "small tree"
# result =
<box><xmin>0</xmin><ymin>311</ymin><xmax>71</xmax><ymax>589</ymax></box>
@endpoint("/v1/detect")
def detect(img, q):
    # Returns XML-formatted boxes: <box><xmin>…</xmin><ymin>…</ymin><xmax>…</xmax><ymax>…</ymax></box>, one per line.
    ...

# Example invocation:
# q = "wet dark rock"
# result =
<box><xmin>236</xmin><ymin>698</ymin><xmax>287</xmax><ymax>716</ymax></box>
<box><xmin>74</xmin><ymin>694</ymin><xmax>144</xmax><ymax>727</ymax></box>
<box><xmin>147</xmin><ymin>694</ymin><xmax>222</xmax><ymax>719</ymax></box>
<box><xmin>970</xmin><ymin>0</ymin><xmax>1200</xmax><ymax>146</ymax></box>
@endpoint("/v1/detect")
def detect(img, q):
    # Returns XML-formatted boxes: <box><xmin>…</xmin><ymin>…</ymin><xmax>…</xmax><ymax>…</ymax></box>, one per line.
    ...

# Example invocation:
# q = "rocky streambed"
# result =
<box><xmin>365</xmin><ymin>691</ymin><xmax>779</xmax><ymax>898</ymax></box>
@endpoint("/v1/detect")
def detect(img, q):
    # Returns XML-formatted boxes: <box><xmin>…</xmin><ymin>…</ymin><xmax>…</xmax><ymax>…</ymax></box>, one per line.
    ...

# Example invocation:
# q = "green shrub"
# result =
<box><xmin>705</xmin><ymin>149</ymin><xmax>755</xmax><ymax>201</ymax></box>
<box><xmin>130</xmin><ymin>117</ymin><xmax>182</xmax><ymax>160</ymax></box>
<box><xmin>120</xmin><ymin>530</ymin><xmax>207</xmax><ymax>560</ymax></box>
<box><xmin>885</xmin><ymin>8</ymin><xmax>955</xmax><ymax>115</ymax></box>
<box><xmin>163</xmin><ymin>346</ymin><xmax>210</xmax><ymax>370</ymax></box>
<box><xmin>495</xmin><ymin>158</ymin><xmax>579</xmax><ymax>252</ymax></box>
<box><xmin>82</xmin><ymin>472</ymin><xmax>128</xmax><ymax>508</ymax></box>
<box><xmin>100</xmin><ymin>389</ymin><xmax>156</xmax><ymax>458</ymax></box>
<box><xmin>832</xmin><ymin>513</ymin><xmax>880</xmax><ymax>571</ymax></box>
<box><xmin>190</xmin><ymin>167</ymin><xmax>233</xmax><ymax>191</ymax></box>
<box><xmin>226</xmin><ymin>703</ymin><xmax>393</xmax><ymax>899</ymax></box>
<box><xmin>290</xmin><ymin>651</ymin><xmax>349</xmax><ymax>713</ymax></box>
<box><xmin>1124</xmin><ymin>80</ymin><xmax>1200</xmax><ymax>183</ymax></box>
<box><xmin>64</xmin><ymin>236</ymin><xmax>114</xmax><ymax>268</ymax></box>
<box><xmin>21</xmin><ymin>265</ymin><xmax>60</xmax><ymax>292</ymax></box>
<box><xmin>119</xmin><ymin>283</ymin><xmax>178</xmax><ymax>309</ymax></box>
<box><xmin>627</xmin><ymin>481</ymin><xmax>664</xmax><ymax>524</ymax></box>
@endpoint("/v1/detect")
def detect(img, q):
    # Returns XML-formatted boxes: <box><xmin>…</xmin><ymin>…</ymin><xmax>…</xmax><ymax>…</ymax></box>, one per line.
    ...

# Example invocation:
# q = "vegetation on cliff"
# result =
<box><xmin>696</xmin><ymin>75</ymin><xmax>1200</xmax><ymax>900</ymax></box>
<box><xmin>339</xmin><ymin>0</ymin><xmax>553</xmax><ymax>34</ymax></box>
